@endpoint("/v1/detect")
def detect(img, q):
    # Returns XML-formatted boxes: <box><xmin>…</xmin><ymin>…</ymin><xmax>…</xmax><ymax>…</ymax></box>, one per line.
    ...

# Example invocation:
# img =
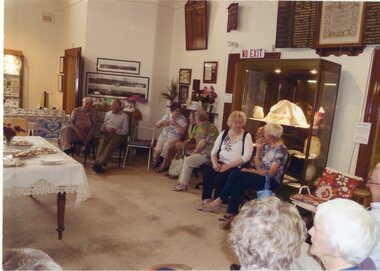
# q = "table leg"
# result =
<box><xmin>56</xmin><ymin>192</ymin><xmax>66</xmax><ymax>240</ymax></box>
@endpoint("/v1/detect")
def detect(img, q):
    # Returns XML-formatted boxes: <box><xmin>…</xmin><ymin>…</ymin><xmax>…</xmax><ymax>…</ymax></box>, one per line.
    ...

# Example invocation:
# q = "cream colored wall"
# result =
<box><xmin>83</xmin><ymin>0</ymin><xmax>175</xmax><ymax>127</ymax></box>
<box><xmin>4</xmin><ymin>0</ymin><xmax>62</xmax><ymax>109</ymax></box>
<box><xmin>4</xmin><ymin>0</ymin><xmax>375</xmax><ymax>173</ymax></box>
<box><xmin>170</xmin><ymin>0</ymin><xmax>374</xmax><ymax>174</ymax></box>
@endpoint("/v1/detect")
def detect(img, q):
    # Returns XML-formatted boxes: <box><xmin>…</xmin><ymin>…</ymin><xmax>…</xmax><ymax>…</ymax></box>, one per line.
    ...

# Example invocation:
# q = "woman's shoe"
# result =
<box><xmin>219</xmin><ymin>216</ymin><xmax>234</xmax><ymax>230</ymax></box>
<box><xmin>172</xmin><ymin>184</ymin><xmax>188</xmax><ymax>192</ymax></box>
<box><xmin>155</xmin><ymin>167</ymin><xmax>169</xmax><ymax>173</ymax></box>
<box><xmin>197</xmin><ymin>203</ymin><xmax>222</xmax><ymax>213</ymax></box>
<box><xmin>218</xmin><ymin>214</ymin><xmax>233</xmax><ymax>222</ymax></box>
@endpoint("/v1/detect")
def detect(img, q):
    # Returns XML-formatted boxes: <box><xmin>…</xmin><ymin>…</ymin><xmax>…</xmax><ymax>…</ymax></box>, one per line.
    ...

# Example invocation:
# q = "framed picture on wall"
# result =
<box><xmin>59</xmin><ymin>56</ymin><xmax>64</xmax><ymax>74</ymax></box>
<box><xmin>179</xmin><ymin>69</ymin><xmax>192</xmax><ymax>85</ymax></box>
<box><xmin>178</xmin><ymin>85</ymin><xmax>189</xmax><ymax>104</ymax></box>
<box><xmin>203</xmin><ymin>61</ymin><xmax>218</xmax><ymax>84</ymax></box>
<box><xmin>85</xmin><ymin>72</ymin><xmax>149</xmax><ymax>100</ymax></box>
<box><xmin>316</xmin><ymin>2</ymin><xmax>365</xmax><ymax>47</ymax></box>
<box><xmin>96</xmin><ymin>58</ymin><xmax>140</xmax><ymax>75</ymax></box>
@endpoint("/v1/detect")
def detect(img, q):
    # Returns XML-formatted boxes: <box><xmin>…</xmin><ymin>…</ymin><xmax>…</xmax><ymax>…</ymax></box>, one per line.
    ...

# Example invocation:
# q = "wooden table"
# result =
<box><xmin>3</xmin><ymin>136</ymin><xmax>90</xmax><ymax>239</ymax></box>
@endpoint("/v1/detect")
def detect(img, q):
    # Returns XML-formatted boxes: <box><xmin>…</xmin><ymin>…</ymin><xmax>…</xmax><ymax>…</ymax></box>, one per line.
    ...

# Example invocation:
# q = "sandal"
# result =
<box><xmin>172</xmin><ymin>184</ymin><xmax>188</xmax><ymax>192</ymax></box>
<box><xmin>155</xmin><ymin>167</ymin><xmax>169</xmax><ymax>173</ymax></box>
<box><xmin>219</xmin><ymin>216</ymin><xmax>234</xmax><ymax>230</ymax></box>
<box><xmin>197</xmin><ymin>203</ymin><xmax>222</xmax><ymax>213</ymax></box>
<box><xmin>218</xmin><ymin>214</ymin><xmax>233</xmax><ymax>222</ymax></box>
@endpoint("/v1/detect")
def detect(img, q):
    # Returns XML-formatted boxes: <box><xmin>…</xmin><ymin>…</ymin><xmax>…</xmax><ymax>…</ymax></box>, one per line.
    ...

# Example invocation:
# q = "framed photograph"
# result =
<box><xmin>179</xmin><ymin>69</ymin><xmax>192</xmax><ymax>85</ymax></box>
<box><xmin>316</xmin><ymin>2</ymin><xmax>365</xmax><ymax>47</ymax></box>
<box><xmin>178</xmin><ymin>85</ymin><xmax>189</xmax><ymax>104</ymax></box>
<box><xmin>96</xmin><ymin>58</ymin><xmax>140</xmax><ymax>75</ymax></box>
<box><xmin>59</xmin><ymin>56</ymin><xmax>64</xmax><ymax>74</ymax></box>
<box><xmin>85</xmin><ymin>72</ymin><xmax>149</xmax><ymax>100</ymax></box>
<box><xmin>203</xmin><ymin>61</ymin><xmax>218</xmax><ymax>84</ymax></box>
<box><xmin>57</xmin><ymin>75</ymin><xmax>63</xmax><ymax>92</ymax></box>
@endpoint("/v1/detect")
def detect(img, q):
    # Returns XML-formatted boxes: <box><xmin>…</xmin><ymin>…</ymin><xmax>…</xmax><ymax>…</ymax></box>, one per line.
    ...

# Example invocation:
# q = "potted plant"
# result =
<box><xmin>161</xmin><ymin>79</ymin><xmax>178</xmax><ymax>105</ymax></box>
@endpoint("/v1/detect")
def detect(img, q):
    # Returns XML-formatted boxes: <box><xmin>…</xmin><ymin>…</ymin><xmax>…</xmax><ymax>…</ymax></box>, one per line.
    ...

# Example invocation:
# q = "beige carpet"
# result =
<box><xmin>3</xmin><ymin>154</ymin><xmax>238</xmax><ymax>270</ymax></box>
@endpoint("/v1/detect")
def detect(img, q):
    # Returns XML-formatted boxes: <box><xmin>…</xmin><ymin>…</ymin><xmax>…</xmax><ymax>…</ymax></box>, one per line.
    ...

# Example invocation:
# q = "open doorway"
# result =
<box><xmin>62</xmin><ymin>47</ymin><xmax>83</xmax><ymax>114</ymax></box>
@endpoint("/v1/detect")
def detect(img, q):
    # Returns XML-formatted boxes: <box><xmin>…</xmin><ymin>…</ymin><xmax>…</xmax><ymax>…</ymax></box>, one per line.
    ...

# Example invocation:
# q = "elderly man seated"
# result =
<box><xmin>58</xmin><ymin>97</ymin><xmax>96</xmax><ymax>154</ymax></box>
<box><xmin>93</xmin><ymin>99</ymin><xmax>129</xmax><ymax>173</ymax></box>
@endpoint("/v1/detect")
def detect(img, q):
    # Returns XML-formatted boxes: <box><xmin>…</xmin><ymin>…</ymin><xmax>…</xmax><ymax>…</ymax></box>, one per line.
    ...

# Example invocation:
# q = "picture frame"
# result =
<box><xmin>85</xmin><ymin>72</ymin><xmax>149</xmax><ymax>100</ymax></box>
<box><xmin>59</xmin><ymin>56</ymin><xmax>64</xmax><ymax>74</ymax></box>
<box><xmin>57</xmin><ymin>75</ymin><xmax>63</xmax><ymax>92</ymax></box>
<box><xmin>178</xmin><ymin>85</ymin><xmax>189</xmax><ymax>104</ymax></box>
<box><xmin>179</xmin><ymin>69</ymin><xmax>192</xmax><ymax>85</ymax></box>
<box><xmin>203</xmin><ymin>61</ymin><xmax>218</xmax><ymax>84</ymax></box>
<box><xmin>96</xmin><ymin>58</ymin><xmax>140</xmax><ymax>75</ymax></box>
<box><xmin>185</xmin><ymin>0</ymin><xmax>208</xmax><ymax>50</ymax></box>
<box><xmin>316</xmin><ymin>2</ymin><xmax>365</xmax><ymax>47</ymax></box>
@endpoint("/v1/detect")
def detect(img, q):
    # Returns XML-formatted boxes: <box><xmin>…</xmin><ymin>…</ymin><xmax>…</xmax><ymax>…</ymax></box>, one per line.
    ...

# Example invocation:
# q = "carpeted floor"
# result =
<box><xmin>3</xmin><ymin>154</ymin><xmax>238</xmax><ymax>270</ymax></box>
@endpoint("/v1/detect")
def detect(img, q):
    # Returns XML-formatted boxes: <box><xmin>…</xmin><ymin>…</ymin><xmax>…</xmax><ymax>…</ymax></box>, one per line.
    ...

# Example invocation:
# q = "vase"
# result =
<box><xmin>5</xmin><ymin>137</ymin><xmax>13</xmax><ymax>146</ymax></box>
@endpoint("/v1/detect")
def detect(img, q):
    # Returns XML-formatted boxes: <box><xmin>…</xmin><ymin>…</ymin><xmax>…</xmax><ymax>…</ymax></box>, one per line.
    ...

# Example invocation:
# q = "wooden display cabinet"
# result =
<box><xmin>231</xmin><ymin>59</ymin><xmax>341</xmax><ymax>189</ymax></box>
<box><xmin>4</xmin><ymin>49</ymin><xmax>24</xmax><ymax>108</ymax></box>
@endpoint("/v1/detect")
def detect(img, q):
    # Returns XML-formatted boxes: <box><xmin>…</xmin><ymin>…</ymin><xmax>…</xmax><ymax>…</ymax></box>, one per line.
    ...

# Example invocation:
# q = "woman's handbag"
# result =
<box><xmin>257</xmin><ymin>171</ymin><xmax>273</xmax><ymax>199</ymax></box>
<box><xmin>168</xmin><ymin>151</ymin><xmax>184</xmax><ymax>178</ymax></box>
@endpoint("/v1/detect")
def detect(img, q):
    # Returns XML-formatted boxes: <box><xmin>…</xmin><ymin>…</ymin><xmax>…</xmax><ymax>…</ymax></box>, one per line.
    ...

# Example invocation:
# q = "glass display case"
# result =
<box><xmin>231</xmin><ymin>59</ymin><xmax>341</xmax><ymax>187</ymax></box>
<box><xmin>3</xmin><ymin>49</ymin><xmax>24</xmax><ymax>108</ymax></box>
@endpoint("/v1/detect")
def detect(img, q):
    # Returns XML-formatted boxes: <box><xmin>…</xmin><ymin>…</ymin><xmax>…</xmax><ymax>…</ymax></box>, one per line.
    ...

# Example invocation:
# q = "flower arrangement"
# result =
<box><xmin>3</xmin><ymin>123</ymin><xmax>25</xmax><ymax>145</ymax></box>
<box><xmin>194</xmin><ymin>86</ymin><xmax>217</xmax><ymax>106</ymax></box>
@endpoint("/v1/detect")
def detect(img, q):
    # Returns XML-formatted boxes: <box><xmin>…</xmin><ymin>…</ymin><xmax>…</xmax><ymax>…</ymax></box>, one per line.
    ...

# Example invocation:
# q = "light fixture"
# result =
<box><xmin>310</xmin><ymin>69</ymin><xmax>318</xmax><ymax>75</ymax></box>
<box><xmin>307</xmin><ymin>80</ymin><xmax>317</xmax><ymax>84</ymax></box>
<box><xmin>274</xmin><ymin>68</ymin><xmax>281</xmax><ymax>74</ymax></box>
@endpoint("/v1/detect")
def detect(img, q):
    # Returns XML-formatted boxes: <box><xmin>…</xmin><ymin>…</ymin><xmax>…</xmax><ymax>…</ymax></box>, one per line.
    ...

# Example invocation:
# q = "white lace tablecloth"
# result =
<box><xmin>3</xmin><ymin>136</ymin><xmax>90</xmax><ymax>207</ymax></box>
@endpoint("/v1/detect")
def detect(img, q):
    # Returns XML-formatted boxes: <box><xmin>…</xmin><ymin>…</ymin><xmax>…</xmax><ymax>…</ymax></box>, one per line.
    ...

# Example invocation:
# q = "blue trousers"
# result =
<box><xmin>219</xmin><ymin>170</ymin><xmax>280</xmax><ymax>215</ymax></box>
<box><xmin>201</xmin><ymin>165</ymin><xmax>239</xmax><ymax>200</ymax></box>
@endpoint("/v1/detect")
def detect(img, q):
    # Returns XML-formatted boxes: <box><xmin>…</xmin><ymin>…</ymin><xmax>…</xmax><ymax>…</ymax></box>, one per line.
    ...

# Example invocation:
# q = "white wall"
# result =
<box><xmin>84</xmin><ymin>0</ymin><xmax>174</xmax><ymax>127</ymax></box>
<box><xmin>4</xmin><ymin>0</ymin><xmax>62</xmax><ymax>109</ymax></box>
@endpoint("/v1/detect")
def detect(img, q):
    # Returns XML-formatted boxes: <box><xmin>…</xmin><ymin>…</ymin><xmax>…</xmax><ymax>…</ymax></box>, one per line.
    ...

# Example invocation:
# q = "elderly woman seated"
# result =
<box><xmin>229</xmin><ymin>197</ymin><xmax>307</xmax><ymax>270</ymax></box>
<box><xmin>198</xmin><ymin>123</ymin><xmax>288</xmax><ymax>227</ymax></box>
<box><xmin>309</xmin><ymin>198</ymin><xmax>378</xmax><ymax>270</ymax></box>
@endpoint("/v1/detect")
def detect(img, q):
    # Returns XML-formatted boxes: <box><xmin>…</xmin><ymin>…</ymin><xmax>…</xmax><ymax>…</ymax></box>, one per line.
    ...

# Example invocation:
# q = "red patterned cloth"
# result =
<box><xmin>290</xmin><ymin>167</ymin><xmax>362</xmax><ymax>211</ymax></box>
<box><xmin>314</xmin><ymin>167</ymin><xmax>361</xmax><ymax>200</ymax></box>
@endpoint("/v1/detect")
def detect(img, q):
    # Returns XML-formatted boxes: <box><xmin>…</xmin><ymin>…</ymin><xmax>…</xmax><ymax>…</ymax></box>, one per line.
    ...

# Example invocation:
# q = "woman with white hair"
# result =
<box><xmin>229</xmin><ymin>197</ymin><xmax>307</xmax><ymax>270</ymax></box>
<box><xmin>198</xmin><ymin>123</ymin><xmax>288</xmax><ymax>226</ymax></box>
<box><xmin>309</xmin><ymin>198</ymin><xmax>378</xmax><ymax>270</ymax></box>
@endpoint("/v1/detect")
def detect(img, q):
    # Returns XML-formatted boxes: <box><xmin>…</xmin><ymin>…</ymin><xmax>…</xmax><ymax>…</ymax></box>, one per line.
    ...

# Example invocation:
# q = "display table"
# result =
<box><xmin>3</xmin><ymin>136</ymin><xmax>90</xmax><ymax>239</ymax></box>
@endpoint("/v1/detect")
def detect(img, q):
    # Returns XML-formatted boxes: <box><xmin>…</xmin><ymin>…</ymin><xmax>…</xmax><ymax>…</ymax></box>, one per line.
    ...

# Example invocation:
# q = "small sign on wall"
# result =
<box><xmin>353</xmin><ymin>122</ymin><xmax>371</xmax><ymax>144</ymax></box>
<box><xmin>241</xmin><ymin>48</ymin><xmax>265</xmax><ymax>59</ymax></box>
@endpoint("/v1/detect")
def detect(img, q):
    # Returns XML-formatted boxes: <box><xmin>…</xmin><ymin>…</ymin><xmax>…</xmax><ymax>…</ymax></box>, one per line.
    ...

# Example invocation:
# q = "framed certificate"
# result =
<box><xmin>316</xmin><ymin>2</ymin><xmax>365</xmax><ymax>47</ymax></box>
<box><xmin>203</xmin><ymin>61</ymin><xmax>218</xmax><ymax>84</ymax></box>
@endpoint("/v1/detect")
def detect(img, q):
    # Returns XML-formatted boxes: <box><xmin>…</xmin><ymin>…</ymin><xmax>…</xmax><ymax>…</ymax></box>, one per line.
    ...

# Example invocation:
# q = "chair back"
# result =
<box><xmin>130</xmin><ymin>126</ymin><xmax>155</xmax><ymax>147</ymax></box>
<box><xmin>35</xmin><ymin>117</ymin><xmax>63</xmax><ymax>138</ymax></box>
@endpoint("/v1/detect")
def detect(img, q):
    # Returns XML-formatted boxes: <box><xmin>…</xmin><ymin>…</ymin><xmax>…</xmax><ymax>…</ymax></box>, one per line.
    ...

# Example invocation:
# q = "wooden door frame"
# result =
<box><xmin>63</xmin><ymin>47</ymin><xmax>82</xmax><ymax>111</ymax></box>
<box><xmin>222</xmin><ymin>52</ymin><xmax>281</xmax><ymax>130</ymax></box>
<box><xmin>355</xmin><ymin>47</ymin><xmax>380</xmax><ymax>179</ymax></box>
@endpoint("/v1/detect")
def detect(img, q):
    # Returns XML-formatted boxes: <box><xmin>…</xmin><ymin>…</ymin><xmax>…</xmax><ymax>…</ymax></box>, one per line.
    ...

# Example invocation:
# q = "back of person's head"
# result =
<box><xmin>315</xmin><ymin>198</ymin><xmax>378</xmax><ymax>264</ymax></box>
<box><xmin>264</xmin><ymin>123</ymin><xmax>283</xmax><ymax>139</ymax></box>
<box><xmin>195</xmin><ymin>110</ymin><xmax>208</xmax><ymax>122</ymax></box>
<box><xmin>229</xmin><ymin>197</ymin><xmax>307</xmax><ymax>270</ymax></box>
<box><xmin>170</xmin><ymin>102</ymin><xmax>182</xmax><ymax>112</ymax></box>
<box><xmin>227</xmin><ymin>111</ymin><xmax>246</xmax><ymax>128</ymax></box>
<box><xmin>3</xmin><ymin>248</ymin><xmax>63</xmax><ymax>270</ymax></box>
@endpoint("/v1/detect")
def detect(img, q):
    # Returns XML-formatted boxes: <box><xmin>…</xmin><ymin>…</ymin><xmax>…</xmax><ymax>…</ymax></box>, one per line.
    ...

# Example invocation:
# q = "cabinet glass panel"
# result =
<box><xmin>234</xmin><ymin>59</ymin><xmax>341</xmax><ymax>186</ymax></box>
<box><xmin>3</xmin><ymin>50</ymin><xmax>24</xmax><ymax>108</ymax></box>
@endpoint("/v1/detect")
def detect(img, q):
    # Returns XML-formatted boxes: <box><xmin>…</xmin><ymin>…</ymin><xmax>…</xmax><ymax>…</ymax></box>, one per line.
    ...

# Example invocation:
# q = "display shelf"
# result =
<box><xmin>232</xmin><ymin>58</ymin><xmax>341</xmax><ymax>186</ymax></box>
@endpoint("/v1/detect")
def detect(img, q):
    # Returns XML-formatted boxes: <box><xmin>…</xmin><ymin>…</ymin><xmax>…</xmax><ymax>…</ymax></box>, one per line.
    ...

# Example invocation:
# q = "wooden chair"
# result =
<box><xmin>290</xmin><ymin>167</ymin><xmax>371</xmax><ymax>213</ymax></box>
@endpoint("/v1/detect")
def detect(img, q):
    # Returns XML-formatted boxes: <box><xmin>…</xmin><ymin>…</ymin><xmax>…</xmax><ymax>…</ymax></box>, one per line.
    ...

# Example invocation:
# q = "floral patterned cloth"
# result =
<box><xmin>314</xmin><ymin>167</ymin><xmax>361</xmax><ymax>200</ymax></box>
<box><xmin>258</xmin><ymin>143</ymin><xmax>288</xmax><ymax>183</ymax></box>
<box><xmin>36</xmin><ymin>117</ymin><xmax>64</xmax><ymax>138</ymax></box>
<box><xmin>159</xmin><ymin>113</ymin><xmax>187</xmax><ymax>140</ymax></box>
